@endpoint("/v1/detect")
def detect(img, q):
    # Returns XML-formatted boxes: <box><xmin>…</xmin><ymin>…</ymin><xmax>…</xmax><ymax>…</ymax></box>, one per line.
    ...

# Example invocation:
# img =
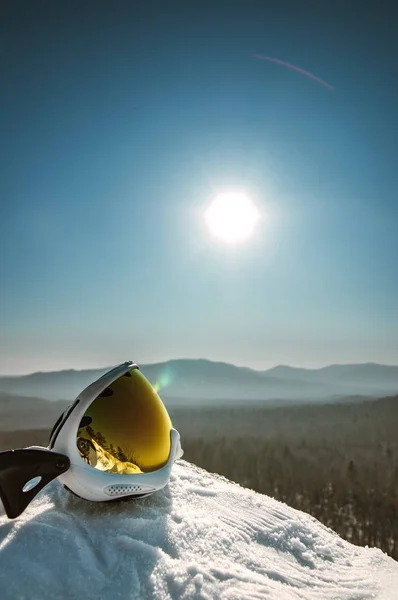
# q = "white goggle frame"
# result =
<box><xmin>50</xmin><ymin>361</ymin><xmax>183</xmax><ymax>502</ymax></box>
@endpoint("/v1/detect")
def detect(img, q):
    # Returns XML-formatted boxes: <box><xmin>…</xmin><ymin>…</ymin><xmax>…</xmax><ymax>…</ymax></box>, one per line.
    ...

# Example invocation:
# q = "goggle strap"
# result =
<box><xmin>0</xmin><ymin>448</ymin><xmax>70</xmax><ymax>519</ymax></box>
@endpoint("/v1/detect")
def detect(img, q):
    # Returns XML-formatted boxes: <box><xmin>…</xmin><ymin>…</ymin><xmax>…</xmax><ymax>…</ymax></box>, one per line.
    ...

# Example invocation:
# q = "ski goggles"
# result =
<box><xmin>0</xmin><ymin>361</ymin><xmax>183</xmax><ymax>519</ymax></box>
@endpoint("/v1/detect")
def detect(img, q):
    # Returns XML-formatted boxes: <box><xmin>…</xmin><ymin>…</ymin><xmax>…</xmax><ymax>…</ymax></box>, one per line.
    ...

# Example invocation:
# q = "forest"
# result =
<box><xmin>170</xmin><ymin>396</ymin><xmax>398</xmax><ymax>560</ymax></box>
<box><xmin>1</xmin><ymin>395</ymin><xmax>396</xmax><ymax>559</ymax></box>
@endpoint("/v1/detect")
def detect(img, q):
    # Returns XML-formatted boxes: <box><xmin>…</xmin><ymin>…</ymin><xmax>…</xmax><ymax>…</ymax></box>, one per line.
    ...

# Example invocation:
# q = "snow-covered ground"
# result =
<box><xmin>1</xmin><ymin>460</ymin><xmax>397</xmax><ymax>600</ymax></box>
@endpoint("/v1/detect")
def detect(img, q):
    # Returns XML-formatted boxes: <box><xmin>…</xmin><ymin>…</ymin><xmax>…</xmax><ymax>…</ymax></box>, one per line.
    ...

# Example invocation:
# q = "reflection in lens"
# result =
<box><xmin>76</xmin><ymin>368</ymin><xmax>172</xmax><ymax>474</ymax></box>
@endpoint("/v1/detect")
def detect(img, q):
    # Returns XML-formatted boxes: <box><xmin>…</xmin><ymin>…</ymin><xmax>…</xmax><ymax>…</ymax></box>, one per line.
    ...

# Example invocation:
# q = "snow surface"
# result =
<box><xmin>0</xmin><ymin>460</ymin><xmax>397</xmax><ymax>600</ymax></box>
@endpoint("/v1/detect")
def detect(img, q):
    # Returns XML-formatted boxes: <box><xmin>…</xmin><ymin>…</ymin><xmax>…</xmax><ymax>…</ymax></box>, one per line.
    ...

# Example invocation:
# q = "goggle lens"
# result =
<box><xmin>76</xmin><ymin>368</ymin><xmax>172</xmax><ymax>474</ymax></box>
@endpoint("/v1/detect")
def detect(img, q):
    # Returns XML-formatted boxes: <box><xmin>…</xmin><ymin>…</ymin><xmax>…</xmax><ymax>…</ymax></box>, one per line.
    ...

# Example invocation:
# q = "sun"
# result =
<box><xmin>204</xmin><ymin>192</ymin><xmax>260</xmax><ymax>244</ymax></box>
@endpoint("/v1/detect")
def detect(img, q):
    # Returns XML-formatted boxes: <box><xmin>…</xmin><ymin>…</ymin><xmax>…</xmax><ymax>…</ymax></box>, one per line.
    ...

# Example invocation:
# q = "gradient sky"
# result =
<box><xmin>1</xmin><ymin>0</ymin><xmax>397</xmax><ymax>375</ymax></box>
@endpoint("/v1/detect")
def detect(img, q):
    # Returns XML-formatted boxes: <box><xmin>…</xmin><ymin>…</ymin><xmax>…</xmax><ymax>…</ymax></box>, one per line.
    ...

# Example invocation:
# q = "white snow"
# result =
<box><xmin>1</xmin><ymin>460</ymin><xmax>397</xmax><ymax>600</ymax></box>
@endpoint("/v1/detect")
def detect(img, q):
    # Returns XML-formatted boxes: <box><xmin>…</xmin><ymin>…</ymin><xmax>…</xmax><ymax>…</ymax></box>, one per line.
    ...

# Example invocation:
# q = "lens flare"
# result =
<box><xmin>152</xmin><ymin>368</ymin><xmax>174</xmax><ymax>393</ymax></box>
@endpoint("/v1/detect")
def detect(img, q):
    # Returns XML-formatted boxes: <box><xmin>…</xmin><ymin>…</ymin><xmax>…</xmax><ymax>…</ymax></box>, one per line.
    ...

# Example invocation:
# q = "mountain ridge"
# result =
<box><xmin>0</xmin><ymin>358</ymin><xmax>397</xmax><ymax>404</ymax></box>
<box><xmin>3</xmin><ymin>358</ymin><xmax>398</xmax><ymax>378</ymax></box>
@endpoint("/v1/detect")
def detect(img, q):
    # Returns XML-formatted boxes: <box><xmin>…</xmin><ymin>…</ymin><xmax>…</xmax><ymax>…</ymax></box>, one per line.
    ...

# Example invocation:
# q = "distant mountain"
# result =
<box><xmin>0</xmin><ymin>368</ymin><xmax>107</xmax><ymax>403</ymax></box>
<box><xmin>0</xmin><ymin>359</ymin><xmax>397</xmax><ymax>405</ymax></box>
<box><xmin>142</xmin><ymin>359</ymin><xmax>331</xmax><ymax>403</ymax></box>
<box><xmin>266</xmin><ymin>362</ymin><xmax>398</xmax><ymax>390</ymax></box>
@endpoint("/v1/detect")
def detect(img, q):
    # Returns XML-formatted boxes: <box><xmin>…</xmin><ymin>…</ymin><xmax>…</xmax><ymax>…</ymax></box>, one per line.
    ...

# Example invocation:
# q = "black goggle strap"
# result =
<box><xmin>0</xmin><ymin>448</ymin><xmax>70</xmax><ymax>519</ymax></box>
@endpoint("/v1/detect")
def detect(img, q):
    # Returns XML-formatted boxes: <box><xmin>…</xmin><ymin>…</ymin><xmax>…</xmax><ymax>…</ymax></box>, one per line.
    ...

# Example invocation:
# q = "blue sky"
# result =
<box><xmin>1</xmin><ymin>0</ymin><xmax>397</xmax><ymax>374</ymax></box>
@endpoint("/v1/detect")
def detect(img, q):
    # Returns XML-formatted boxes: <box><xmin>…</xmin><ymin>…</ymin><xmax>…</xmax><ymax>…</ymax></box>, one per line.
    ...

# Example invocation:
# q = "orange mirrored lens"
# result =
<box><xmin>76</xmin><ymin>368</ymin><xmax>172</xmax><ymax>474</ymax></box>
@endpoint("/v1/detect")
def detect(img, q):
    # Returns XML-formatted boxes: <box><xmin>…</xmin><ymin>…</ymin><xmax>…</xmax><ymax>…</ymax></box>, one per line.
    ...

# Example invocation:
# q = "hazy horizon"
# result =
<box><xmin>2</xmin><ymin>356</ymin><xmax>398</xmax><ymax>378</ymax></box>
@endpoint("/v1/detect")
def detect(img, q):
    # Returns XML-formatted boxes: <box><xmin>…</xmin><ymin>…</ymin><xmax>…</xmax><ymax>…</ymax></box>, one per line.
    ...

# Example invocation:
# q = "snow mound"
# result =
<box><xmin>1</xmin><ymin>460</ymin><xmax>397</xmax><ymax>599</ymax></box>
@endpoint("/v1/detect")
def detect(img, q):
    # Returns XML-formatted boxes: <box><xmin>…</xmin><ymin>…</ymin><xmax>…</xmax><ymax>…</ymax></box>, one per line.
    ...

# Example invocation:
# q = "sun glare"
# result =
<box><xmin>204</xmin><ymin>192</ymin><xmax>260</xmax><ymax>244</ymax></box>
